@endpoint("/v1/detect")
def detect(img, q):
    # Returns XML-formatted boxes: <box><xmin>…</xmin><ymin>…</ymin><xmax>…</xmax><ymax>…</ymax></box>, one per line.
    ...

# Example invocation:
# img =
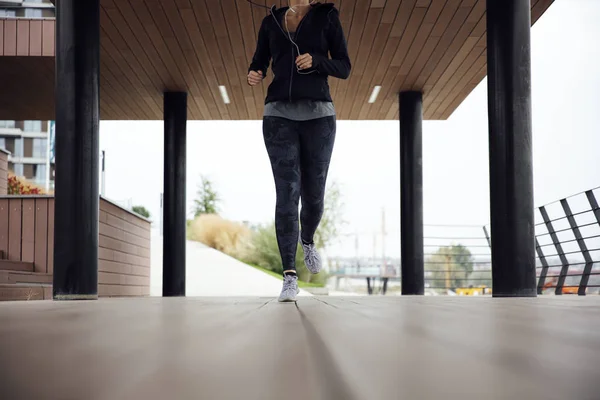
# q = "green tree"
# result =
<box><xmin>193</xmin><ymin>175</ymin><xmax>220</xmax><ymax>217</ymax></box>
<box><xmin>425</xmin><ymin>244</ymin><xmax>474</xmax><ymax>290</ymax></box>
<box><xmin>132</xmin><ymin>205</ymin><xmax>151</xmax><ymax>219</ymax></box>
<box><xmin>312</xmin><ymin>180</ymin><xmax>346</xmax><ymax>250</ymax></box>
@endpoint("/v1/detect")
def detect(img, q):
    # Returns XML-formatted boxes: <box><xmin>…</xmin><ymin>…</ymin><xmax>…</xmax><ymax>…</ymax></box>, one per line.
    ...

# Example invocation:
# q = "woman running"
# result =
<box><xmin>247</xmin><ymin>1</ymin><xmax>351</xmax><ymax>302</ymax></box>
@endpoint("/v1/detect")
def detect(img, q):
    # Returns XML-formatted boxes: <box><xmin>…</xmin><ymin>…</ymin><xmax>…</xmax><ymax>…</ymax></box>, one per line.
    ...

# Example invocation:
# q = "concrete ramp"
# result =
<box><xmin>150</xmin><ymin>231</ymin><xmax>311</xmax><ymax>297</ymax></box>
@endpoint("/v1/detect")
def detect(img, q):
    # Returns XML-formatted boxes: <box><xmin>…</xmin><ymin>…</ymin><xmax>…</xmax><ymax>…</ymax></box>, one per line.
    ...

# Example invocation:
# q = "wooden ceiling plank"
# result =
<box><xmin>237</xmin><ymin>0</ymin><xmax>266</xmax><ymax>119</ymax></box>
<box><xmin>337</xmin><ymin>6</ymin><xmax>383</xmax><ymax>118</ymax></box>
<box><xmin>178</xmin><ymin>9</ymin><xmax>228</xmax><ymax>119</ymax></box>
<box><xmin>432</xmin><ymin>52</ymin><xmax>485</xmax><ymax>118</ymax></box>
<box><xmin>107</xmin><ymin>2</ymin><xmax>176</xmax><ymax>117</ymax></box>
<box><xmin>101</xmin><ymin>6</ymin><xmax>163</xmax><ymax>118</ymax></box>
<box><xmin>115</xmin><ymin>0</ymin><xmax>178</xmax><ymax>105</ymax></box>
<box><xmin>411</xmin><ymin>0</ymin><xmax>464</xmax><ymax>91</ymax></box>
<box><xmin>532</xmin><ymin>0</ymin><xmax>553</xmax><ymax>25</ymax></box>
<box><xmin>148</xmin><ymin>0</ymin><xmax>212</xmax><ymax>120</ymax></box>
<box><xmin>334</xmin><ymin>0</ymin><xmax>368</xmax><ymax>118</ymax></box>
<box><xmin>418</xmin><ymin>1</ymin><xmax>483</xmax><ymax>101</ymax></box>
<box><xmin>367</xmin><ymin>3</ymin><xmax>425</xmax><ymax>119</ymax></box>
<box><xmin>376</xmin><ymin>0</ymin><xmax>446</xmax><ymax>119</ymax></box>
<box><xmin>361</xmin><ymin>0</ymin><xmax>417</xmax><ymax>119</ymax></box>
<box><xmin>100</xmin><ymin>33</ymin><xmax>148</xmax><ymax>119</ymax></box>
<box><xmin>163</xmin><ymin>1</ymin><xmax>221</xmax><ymax>119</ymax></box>
<box><xmin>249</xmin><ymin>0</ymin><xmax>268</xmax><ymax>113</ymax></box>
<box><xmin>99</xmin><ymin>41</ymin><xmax>149</xmax><ymax>120</ymax></box>
<box><xmin>100</xmin><ymin>16</ymin><xmax>158</xmax><ymax>119</ymax></box>
<box><xmin>191</xmin><ymin>0</ymin><xmax>242</xmax><ymax>119</ymax></box>
<box><xmin>221</xmin><ymin>0</ymin><xmax>260</xmax><ymax>120</ymax></box>
<box><xmin>439</xmin><ymin>62</ymin><xmax>486</xmax><ymax>119</ymax></box>
<box><xmin>136</xmin><ymin>1</ymin><xmax>203</xmax><ymax>119</ymax></box>
<box><xmin>99</xmin><ymin>57</ymin><xmax>138</xmax><ymax>119</ymax></box>
<box><xmin>133</xmin><ymin>0</ymin><xmax>208</xmax><ymax>119</ymax></box>
<box><xmin>347</xmin><ymin>0</ymin><xmax>402</xmax><ymax>118</ymax></box>
<box><xmin>201</xmin><ymin>0</ymin><xmax>251</xmax><ymax>120</ymax></box>
<box><xmin>331</xmin><ymin>0</ymin><xmax>356</xmax><ymax>102</ymax></box>
<box><xmin>425</xmin><ymin>29</ymin><xmax>485</xmax><ymax>116</ymax></box>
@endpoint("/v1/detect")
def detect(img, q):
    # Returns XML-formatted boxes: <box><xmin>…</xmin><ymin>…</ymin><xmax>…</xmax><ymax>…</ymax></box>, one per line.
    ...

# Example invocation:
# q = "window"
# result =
<box><xmin>23</xmin><ymin>121</ymin><xmax>42</xmax><ymax>132</ymax></box>
<box><xmin>32</xmin><ymin>138</ymin><xmax>47</xmax><ymax>158</ymax></box>
<box><xmin>34</xmin><ymin>165</ymin><xmax>47</xmax><ymax>182</ymax></box>
<box><xmin>0</xmin><ymin>120</ymin><xmax>16</xmax><ymax>129</ymax></box>
<box><xmin>0</xmin><ymin>10</ymin><xmax>17</xmax><ymax>17</ymax></box>
<box><xmin>13</xmin><ymin>138</ymin><xmax>23</xmax><ymax>157</ymax></box>
<box><xmin>24</xmin><ymin>8</ymin><xmax>43</xmax><ymax>18</ymax></box>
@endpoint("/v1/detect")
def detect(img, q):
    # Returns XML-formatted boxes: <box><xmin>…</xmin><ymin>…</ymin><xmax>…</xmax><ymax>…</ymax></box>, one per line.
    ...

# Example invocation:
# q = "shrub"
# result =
<box><xmin>240</xmin><ymin>222</ymin><xmax>327</xmax><ymax>285</ymax></box>
<box><xmin>7</xmin><ymin>173</ymin><xmax>48</xmax><ymax>195</ymax></box>
<box><xmin>188</xmin><ymin>214</ymin><xmax>251</xmax><ymax>259</ymax></box>
<box><xmin>132</xmin><ymin>205</ymin><xmax>151</xmax><ymax>219</ymax></box>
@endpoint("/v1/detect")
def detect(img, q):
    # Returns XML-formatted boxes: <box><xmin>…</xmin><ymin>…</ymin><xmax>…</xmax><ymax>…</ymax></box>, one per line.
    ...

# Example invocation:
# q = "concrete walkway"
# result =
<box><xmin>150</xmin><ymin>231</ymin><xmax>311</xmax><ymax>297</ymax></box>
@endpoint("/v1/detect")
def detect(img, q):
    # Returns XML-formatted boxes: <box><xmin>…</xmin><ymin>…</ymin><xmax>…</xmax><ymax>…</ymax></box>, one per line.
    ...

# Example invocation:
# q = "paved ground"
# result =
<box><xmin>150</xmin><ymin>231</ymin><xmax>311</xmax><ymax>297</ymax></box>
<box><xmin>1</xmin><ymin>296</ymin><xmax>599</xmax><ymax>399</ymax></box>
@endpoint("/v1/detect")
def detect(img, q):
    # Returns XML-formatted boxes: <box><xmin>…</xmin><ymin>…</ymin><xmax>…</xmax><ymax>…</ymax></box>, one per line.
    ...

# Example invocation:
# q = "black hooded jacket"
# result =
<box><xmin>248</xmin><ymin>2</ymin><xmax>351</xmax><ymax>105</ymax></box>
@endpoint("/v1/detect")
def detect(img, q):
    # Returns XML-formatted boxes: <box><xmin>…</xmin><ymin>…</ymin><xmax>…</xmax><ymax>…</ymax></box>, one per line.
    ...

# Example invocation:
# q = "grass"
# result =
<box><xmin>246</xmin><ymin>263</ymin><xmax>325</xmax><ymax>288</ymax></box>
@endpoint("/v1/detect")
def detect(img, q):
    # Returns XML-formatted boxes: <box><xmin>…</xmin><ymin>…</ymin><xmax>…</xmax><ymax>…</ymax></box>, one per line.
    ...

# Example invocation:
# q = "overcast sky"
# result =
<box><xmin>99</xmin><ymin>0</ymin><xmax>600</xmax><ymax>258</ymax></box>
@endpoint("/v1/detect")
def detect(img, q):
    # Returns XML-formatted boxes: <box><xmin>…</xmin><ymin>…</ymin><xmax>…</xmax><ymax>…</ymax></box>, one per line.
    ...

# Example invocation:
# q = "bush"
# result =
<box><xmin>240</xmin><ymin>223</ymin><xmax>327</xmax><ymax>285</ymax></box>
<box><xmin>188</xmin><ymin>214</ymin><xmax>251</xmax><ymax>259</ymax></box>
<box><xmin>132</xmin><ymin>205</ymin><xmax>151</xmax><ymax>219</ymax></box>
<box><xmin>7</xmin><ymin>173</ymin><xmax>48</xmax><ymax>195</ymax></box>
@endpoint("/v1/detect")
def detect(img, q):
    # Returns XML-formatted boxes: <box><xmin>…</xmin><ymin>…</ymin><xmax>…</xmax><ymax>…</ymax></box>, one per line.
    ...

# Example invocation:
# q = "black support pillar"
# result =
<box><xmin>400</xmin><ymin>91</ymin><xmax>424</xmax><ymax>295</ymax></box>
<box><xmin>487</xmin><ymin>0</ymin><xmax>536</xmax><ymax>297</ymax></box>
<box><xmin>163</xmin><ymin>92</ymin><xmax>187</xmax><ymax>297</ymax></box>
<box><xmin>53</xmin><ymin>0</ymin><xmax>100</xmax><ymax>300</ymax></box>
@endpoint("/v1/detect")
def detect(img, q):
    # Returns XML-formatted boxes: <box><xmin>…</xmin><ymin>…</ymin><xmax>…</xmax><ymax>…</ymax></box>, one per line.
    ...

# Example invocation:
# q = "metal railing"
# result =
<box><xmin>329</xmin><ymin>187</ymin><xmax>600</xmax><ymax>296</ymax></box>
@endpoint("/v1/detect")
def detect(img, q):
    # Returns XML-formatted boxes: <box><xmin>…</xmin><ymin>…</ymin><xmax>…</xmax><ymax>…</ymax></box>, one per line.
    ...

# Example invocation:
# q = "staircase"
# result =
<box><xmin>0</xmin><ymin>251</ymin><xmax>52</xmax><ymax>301</ymax></box>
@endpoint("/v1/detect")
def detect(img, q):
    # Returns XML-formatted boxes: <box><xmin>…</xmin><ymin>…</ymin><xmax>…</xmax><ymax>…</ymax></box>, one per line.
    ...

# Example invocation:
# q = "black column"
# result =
<box><xmin>163</xmin><ymin>92</ymin><xmax>187</xmax><ymax>297</ymax></box>
<box><xmin>53</xmin><ymin>0</ymin><xmax>100</xmax><ymax>300</ymax></box>
<box><xmin>400</xmin><ymin>91</ymin><xmax>424</xmax><ymax>295</ymax></box>
<box><xmin>487</xmin><ymin>0</ymin><xmax>536</xmax><ymax>297</ymax></box>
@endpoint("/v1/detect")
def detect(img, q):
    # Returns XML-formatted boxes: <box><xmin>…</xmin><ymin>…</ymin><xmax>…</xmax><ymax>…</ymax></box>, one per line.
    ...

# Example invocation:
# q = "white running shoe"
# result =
<box><xmin>300</xmin><ymin>236</ymin><xmax>322</xmax><ymax>274</ymax></box>
<box><xmin>278</xmin><ymin>275</ymin><xmax>299</xmax><ymax>302</ymax></box>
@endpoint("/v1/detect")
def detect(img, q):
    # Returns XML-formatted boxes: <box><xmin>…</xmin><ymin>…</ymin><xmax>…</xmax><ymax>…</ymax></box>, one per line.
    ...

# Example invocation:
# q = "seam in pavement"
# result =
<box><xmin>295</xmin><ymin>302</ymin><xmax>358</xmax><ymax>400</ymax></box>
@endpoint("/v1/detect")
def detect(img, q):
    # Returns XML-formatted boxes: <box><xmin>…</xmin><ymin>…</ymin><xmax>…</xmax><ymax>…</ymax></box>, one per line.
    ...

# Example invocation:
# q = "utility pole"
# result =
<box><xmin>101</xmin><ymin>150</ymin><xmax>106</xmax><ymax>197</ymax></box>
<box><xmin>381</xmin><ymin>207</ymin><xmax>387</xmax><ymax>276</ymax></box>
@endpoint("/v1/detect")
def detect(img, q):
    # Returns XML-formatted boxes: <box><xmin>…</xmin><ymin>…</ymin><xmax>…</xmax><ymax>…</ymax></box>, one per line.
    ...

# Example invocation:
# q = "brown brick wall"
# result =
<box><xmin>0</xmin><ymin>196</ymin><xmax>151</xmax><ymax>297</ymax></box>
<box><xmin>0</xmin><ymin>150</ymin><xmax>7</xmax><ymax>195</ymax></box>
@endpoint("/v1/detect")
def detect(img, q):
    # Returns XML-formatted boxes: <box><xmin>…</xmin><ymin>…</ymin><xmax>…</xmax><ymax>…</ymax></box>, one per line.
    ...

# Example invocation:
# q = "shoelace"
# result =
<box><xmin>303</xmin><ymin>243</ymin><xmax>319</xmax><ymax>265</ymax></box>
<box><xmin>283</xmin><ymin>276</ymin><xmax>297</xmax><ymax>291</ymax></box>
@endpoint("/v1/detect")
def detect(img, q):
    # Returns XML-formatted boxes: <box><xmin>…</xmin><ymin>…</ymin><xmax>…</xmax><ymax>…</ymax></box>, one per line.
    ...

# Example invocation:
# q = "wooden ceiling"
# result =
<box><xmin>0</xmin><ymin>0</ymin><xmax>554</xmax><ymax>121</ymax></box>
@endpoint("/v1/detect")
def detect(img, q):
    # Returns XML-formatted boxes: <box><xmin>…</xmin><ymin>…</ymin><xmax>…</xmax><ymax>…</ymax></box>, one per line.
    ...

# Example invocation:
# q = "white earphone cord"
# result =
<box><xmin>285</xmin><ymin>5</ymin><xmax>317</xmax><ymax>75</ymax></box>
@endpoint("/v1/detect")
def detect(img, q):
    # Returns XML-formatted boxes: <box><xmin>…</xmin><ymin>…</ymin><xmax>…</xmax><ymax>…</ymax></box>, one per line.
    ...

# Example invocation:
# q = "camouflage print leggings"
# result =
<box><xmin>263</xmin><ymin>116</ymin><xmax>336</xmax><ymax>272</ymax></box>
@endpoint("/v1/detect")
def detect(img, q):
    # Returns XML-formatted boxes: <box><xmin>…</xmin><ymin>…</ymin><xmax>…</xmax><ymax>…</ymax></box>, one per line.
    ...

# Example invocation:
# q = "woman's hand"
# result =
<box><xmin>247</xmin><ymin>70</ymin><xmax>263</xmax><ymax>86</ymax></box>
<box><xmin>296</xmin><ymin>54</ymin><xmax>313</xmax><ymax>70</ymax></box>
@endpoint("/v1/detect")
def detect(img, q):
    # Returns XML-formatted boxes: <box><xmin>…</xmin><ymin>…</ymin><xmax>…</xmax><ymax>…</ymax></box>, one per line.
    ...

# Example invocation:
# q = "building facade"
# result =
<box><xmin>0</xmin><ymin>120</ymin><xmax>55</xmax><ymax>189</ymax></box>
<box><xmin>0</xmin><ymin>0</ymin><xmax>55</xmax><ymax>18</ymax></box>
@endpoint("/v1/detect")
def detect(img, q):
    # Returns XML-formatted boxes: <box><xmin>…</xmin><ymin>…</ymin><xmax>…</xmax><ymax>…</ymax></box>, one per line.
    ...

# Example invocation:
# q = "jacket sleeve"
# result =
<box><xmin>312</xmin><ymin>9</ymin><xmax>351</xmax><ymax>79</ymax></box>
<box><xmin>248</xmin><ymin>17</ymin><xmax>271</xmax><ymax>78</ymax></box>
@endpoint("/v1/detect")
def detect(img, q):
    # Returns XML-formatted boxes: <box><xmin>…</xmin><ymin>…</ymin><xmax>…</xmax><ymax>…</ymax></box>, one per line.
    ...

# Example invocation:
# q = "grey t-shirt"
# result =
<box><xmin>264</xmin><ymin>100</ymin><xmax>336</xmax><ymax>121</ymax></box>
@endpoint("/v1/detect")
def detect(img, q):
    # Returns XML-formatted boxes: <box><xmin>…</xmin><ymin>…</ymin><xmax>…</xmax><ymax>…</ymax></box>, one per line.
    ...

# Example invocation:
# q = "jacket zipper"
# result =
<box><xmin>272</xmin><ymin>7</ymin><xmax>312</xmax><ymax>103</ymax></box>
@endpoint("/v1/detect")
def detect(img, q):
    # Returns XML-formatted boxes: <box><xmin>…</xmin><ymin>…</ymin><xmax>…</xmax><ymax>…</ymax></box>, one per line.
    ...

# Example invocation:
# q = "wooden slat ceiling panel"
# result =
<box><xmin>0</xmin><ymin>0</ymin><xmax>555</xmax><ymax>121</ymax></box>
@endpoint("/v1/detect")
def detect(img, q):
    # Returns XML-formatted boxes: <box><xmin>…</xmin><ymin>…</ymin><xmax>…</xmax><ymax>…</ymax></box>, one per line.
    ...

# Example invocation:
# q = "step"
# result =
<box><xmin>0</xmin><ymin>260</ymin><xmax>35</xmax><ymax>272</ymax></box>
<box><xmin>0</xmin><ymin>270</ymin><xmax>53</xmax><ymax>285</ymax></box>
<box><xmin>0</xmin><ymin>283</ymin><xmax>52</xmax><ymax>301</ymax></box>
